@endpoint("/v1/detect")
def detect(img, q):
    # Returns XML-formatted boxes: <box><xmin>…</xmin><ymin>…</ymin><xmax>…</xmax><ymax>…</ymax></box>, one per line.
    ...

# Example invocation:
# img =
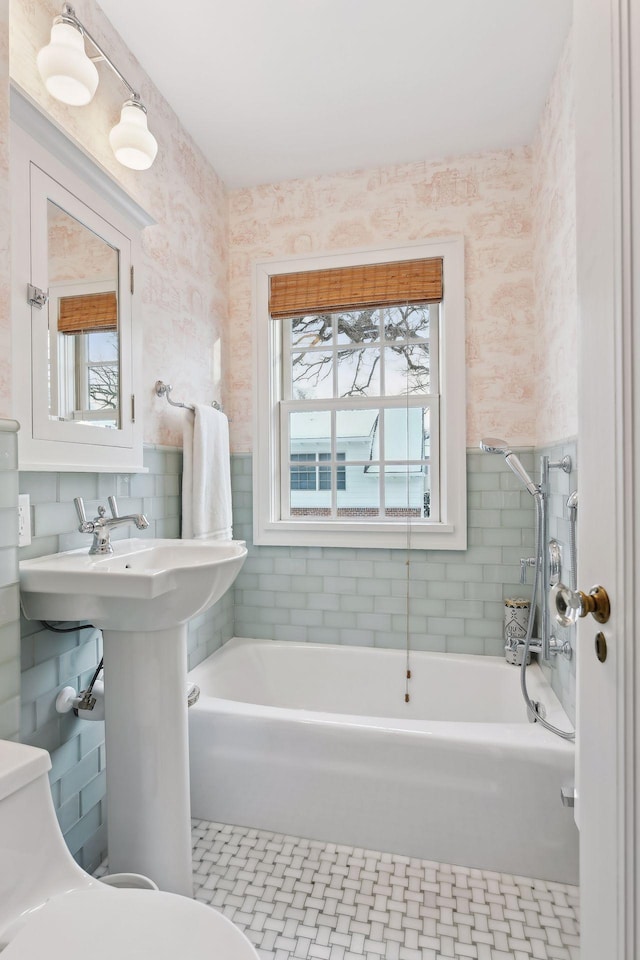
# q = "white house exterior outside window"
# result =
<box><xmin>253</xmin><ymin>238</ymin><xmax>467</xmax><ymax>549</ymax></box>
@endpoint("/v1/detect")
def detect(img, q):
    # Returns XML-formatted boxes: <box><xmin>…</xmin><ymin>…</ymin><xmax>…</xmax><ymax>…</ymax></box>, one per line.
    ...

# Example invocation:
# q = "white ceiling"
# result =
<box><xmin>96</xmin><ymin>0</ymin><xmax>573</xmax><ymax>189</ymax></box>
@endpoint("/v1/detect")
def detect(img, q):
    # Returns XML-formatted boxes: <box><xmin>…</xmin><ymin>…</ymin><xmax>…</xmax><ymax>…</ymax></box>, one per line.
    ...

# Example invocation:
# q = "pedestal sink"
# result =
<box><xmin>19</xmin><ymin>538</ymin><xmax>247</xmax><ymax>897</ymax></box>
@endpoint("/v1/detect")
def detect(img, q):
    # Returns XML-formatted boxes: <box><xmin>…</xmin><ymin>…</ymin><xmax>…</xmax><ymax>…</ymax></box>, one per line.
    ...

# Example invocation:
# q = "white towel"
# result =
<box><xmin>182</xmin><ymin>404</ymin><xmax>232</xmax><ymax>540</ymax></box>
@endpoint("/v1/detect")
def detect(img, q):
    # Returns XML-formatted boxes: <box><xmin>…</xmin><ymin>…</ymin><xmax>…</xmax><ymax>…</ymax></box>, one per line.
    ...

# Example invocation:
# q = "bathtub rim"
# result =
<box><xmin>189</xmin><ymin>636</ymin><xmax>575</xmax><ymax>752</ymax></box>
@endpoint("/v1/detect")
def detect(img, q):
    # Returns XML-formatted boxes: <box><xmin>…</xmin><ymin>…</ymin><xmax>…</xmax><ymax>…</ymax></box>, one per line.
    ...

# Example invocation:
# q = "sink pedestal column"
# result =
<box><xmin>101</xmin><ymin>625</ymin><xmax>193</xmax><ymax>897</ymax></box>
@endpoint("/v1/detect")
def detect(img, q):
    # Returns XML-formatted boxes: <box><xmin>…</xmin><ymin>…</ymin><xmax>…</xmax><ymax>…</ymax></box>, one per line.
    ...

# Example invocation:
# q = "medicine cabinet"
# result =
<box><xmin>10</xmin><ymin>89</ymin><xmax>154</xmax><ymax>471</ymax></box>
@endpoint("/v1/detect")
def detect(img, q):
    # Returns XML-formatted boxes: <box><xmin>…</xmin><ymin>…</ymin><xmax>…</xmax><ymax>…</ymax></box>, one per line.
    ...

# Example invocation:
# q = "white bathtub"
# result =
<box><xmin>188</xmin><ymin>637</ymin><xmax>578</xmax><ymax>883</ymax></box>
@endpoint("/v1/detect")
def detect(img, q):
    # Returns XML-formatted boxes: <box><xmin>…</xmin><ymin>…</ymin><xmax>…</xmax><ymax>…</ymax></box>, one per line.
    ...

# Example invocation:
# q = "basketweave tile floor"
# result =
<box><xmin>188</xmin><ymin>820</ymin><xmax>580</xmax><ymax>960</ymax></box>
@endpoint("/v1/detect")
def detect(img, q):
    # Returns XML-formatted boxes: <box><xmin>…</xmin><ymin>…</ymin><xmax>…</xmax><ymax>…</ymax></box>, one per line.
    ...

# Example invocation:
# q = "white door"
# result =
<box><xmin>573</xmin><ymin>0</ymin><xmax>639</xmax><ymax>957</ymax></box>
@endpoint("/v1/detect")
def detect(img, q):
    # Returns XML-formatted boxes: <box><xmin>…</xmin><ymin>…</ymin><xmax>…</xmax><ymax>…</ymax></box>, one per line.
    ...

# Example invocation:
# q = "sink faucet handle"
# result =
<box><xmin>108</xmin><ymin>495</ymin><xmax>120</xmax><ymax>518</ymax></box>
<box><xmin>74</xmin><ymin>497</ymin><xmax>94</xmax><ymax>534</ymax></box>
<box><xmin>74</xmin><ymin>497</ymin><xmax>87</xmax><ymax>524</ymax></box>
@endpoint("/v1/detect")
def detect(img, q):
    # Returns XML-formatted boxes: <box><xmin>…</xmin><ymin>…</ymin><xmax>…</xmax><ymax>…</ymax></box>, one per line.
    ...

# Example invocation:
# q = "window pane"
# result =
<box><xmin>87</xmin><ymin>330</ymin><xmax>119</xmax><ymax>362</ymax></box>
<box><xmin>290</xmin><ymin>488</ymin><xmax>331</xmax><ymax>516</ymax></box>
<box><xmin>423</xmin><ymin>408</ymin><xmax>431</xmax><ymax>459</ymax></box>
<box><xmin>88</xmin><ymin>364</ymin><xmax>118</xmax><ymax>410</ymax></box>
<box><xmin>382</xmin><ymin>304</ymin><xmax>431</xmax><ymax>341</ymax></box>
<box><xmin>318</xmin><ymin>464</ymin><xmax>331</xmax><ymax>490</ymax></box>
<box><xmin>336</xmin><ymin>409</ymin><xmax>379</xmax><ymax>460</ymax></box>
<box><xmin>290</xmin><ymin>315</ymin><xmax>333</xmax><ymax>349</ymax></box>
<box><xmin>291</xmin><ymin>351</ymin><xmax>334</xmax><ymax>399</ymax></box>
<box><xmin>290</xmin><ymin>453</ymin><xmax>316</xmax><ymax>491</ymax></box>
<box><xmin>290</xmin><ymin>464</ymin><xmax>316</xmax><ymax>490</ymax></box>
<box><xmin>336</xmin><ymin>310</ymin><xmax>381</xmax><ymax>345</ymax></box>
<box><xmin>337</xmin><ymin>464</ymin><xmax>380</xmax><ymax>518</ymax></box>
<box><xmin>384</xmin><ymin>466</ymin><xmax>430</xmax><ymax>518</ymax></box>
<box><xmin>384</xmin><ymin>407</ymin><xmax>429</xmax><ymax>461</ymax></box>
<box><xmin>384</xmin><ymin>344</ymin><xmax>430</xmax><ymax>395</ymax></box>
<box><xmin>290</xmin><ymin>411</ymin><xmax>331</xmax><ymax>453</ymax></box>
<box><xmin>423</xmin><ymin>464</ymin><xmax>432</xmax><ymax>518</ymax></box>
<box><xmin>337</xmin><ymin>348</ymin><xmax>380</xmax><ymax>397</ymax></box>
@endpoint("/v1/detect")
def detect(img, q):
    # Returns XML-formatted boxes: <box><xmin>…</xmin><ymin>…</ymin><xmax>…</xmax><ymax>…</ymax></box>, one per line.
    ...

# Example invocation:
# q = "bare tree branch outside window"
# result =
<box><xmin>291</xmin><ymin>306</ymin><xmax>430</xmax><ymax>398</ymax></box>
<box><xmin>87</xmin><ymin>332</ymin><xmax>119</xmax><ymax>409</ymax></box>
<box><xmin>88</xmin><ymin>364</ymin><xmax>119</xmax><ymax>409</ymax></box>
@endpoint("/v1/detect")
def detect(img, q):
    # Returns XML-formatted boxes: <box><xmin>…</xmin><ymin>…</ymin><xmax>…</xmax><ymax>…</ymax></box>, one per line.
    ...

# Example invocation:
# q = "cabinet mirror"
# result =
<box><xmin>46</xmin><ymin>201</ymin><xmax>121</xmax><ymax>429</ymax></box>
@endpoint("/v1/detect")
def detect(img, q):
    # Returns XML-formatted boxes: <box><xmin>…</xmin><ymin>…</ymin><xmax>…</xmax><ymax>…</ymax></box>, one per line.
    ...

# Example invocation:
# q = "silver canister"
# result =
<box><xmin>504</xmin><ymin>598</ymin><xmax>531</xmax><ymax>665</ymax></box>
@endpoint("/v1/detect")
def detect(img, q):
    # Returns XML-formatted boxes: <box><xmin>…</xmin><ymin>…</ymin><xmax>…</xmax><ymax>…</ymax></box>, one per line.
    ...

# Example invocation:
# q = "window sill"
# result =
<box><xmin>253</xmin><ymin>519</ymin><xmax>466</xmax><ymax>551</ymax></box>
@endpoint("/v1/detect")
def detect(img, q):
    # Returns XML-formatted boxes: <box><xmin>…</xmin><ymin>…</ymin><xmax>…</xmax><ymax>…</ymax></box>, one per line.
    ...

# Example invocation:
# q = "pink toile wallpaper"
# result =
<box><xmin>227</xmin><ymin>28</ymin><xmax>577</xmax><ymax>456</ymax></box>
<box><xmin>532</xmin><ymin>34</ymin><xmax>578</xmax><ymax>446</ymax></box>
<box><xmin>8</xmin><ymin>0</ymin><xmax>229</xmax><ymax>445</ymax></box>
<box><xmin>0</xmin><ymin>0</ymin><xmax>10</xmax><ymax>419</ymax></box>
<box><xmin>228</xmin><ymin>151</ymin><xmax>537</xmax><ymax>454</ymax></box>
<box><xmin>2</xmin><ymin>3</ymin><xmax>576</xmax><ymax>455</ymax></box>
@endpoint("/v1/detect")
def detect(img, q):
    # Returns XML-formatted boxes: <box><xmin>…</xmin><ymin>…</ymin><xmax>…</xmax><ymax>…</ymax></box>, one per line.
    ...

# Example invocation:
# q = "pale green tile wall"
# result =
<box><xmin>231</xmin><ymin>448</ymin><xmax>537</xmax><ymax>657</ymax></box>
<box><xmin>0</xmin><ymin>426</ymin><xmax>20</xmax><ymax>741</ymax></box>
<box><xmin>232</xmin><ymin>444</ymin><xmax>577</xmax><ymax>724</ymax></box>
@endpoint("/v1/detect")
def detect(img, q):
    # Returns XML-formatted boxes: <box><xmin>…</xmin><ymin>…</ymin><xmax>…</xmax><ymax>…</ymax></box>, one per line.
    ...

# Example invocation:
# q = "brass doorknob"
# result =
<box><xmin>551</xmin><ymin>583</ymin><xmax>611</xmax><ymax>626</ymax></box>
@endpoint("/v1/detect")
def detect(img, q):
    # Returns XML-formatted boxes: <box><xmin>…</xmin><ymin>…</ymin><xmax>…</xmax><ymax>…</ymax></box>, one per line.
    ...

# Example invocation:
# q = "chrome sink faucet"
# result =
<box><xmin>74</xmin><ymin>496</ymin><xmax>149</xmax><ymax>555</ymax></box>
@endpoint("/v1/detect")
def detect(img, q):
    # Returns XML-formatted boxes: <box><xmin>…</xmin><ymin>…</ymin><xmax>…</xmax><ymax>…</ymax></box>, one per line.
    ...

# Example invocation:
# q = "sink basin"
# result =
<box><xmin>19</xmin><ymin>537</ymin><xmax>247</xmax><ymax>631</ymax></box>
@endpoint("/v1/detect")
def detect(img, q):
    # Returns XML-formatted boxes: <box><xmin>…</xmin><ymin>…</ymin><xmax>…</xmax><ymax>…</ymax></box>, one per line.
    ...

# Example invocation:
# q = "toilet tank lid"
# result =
<box><xmin>0</xmin><ymin>741</ymin><xmax>51</xmax><ymax>803</ymax></box>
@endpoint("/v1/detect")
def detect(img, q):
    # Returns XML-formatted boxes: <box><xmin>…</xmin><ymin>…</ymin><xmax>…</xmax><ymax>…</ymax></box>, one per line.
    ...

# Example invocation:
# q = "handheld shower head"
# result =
<box><xmin>479</xmin><ymin>437</ymin><xmax>538</xmax><ymax>497</ymax></box>
<box><xmin>479</xmin><ymin>437</ymin><xmax>511</xmax><ymax>455</ymax></box>
<box><xmin>504</xmin><ymin>453</ymin><xmax>539</xmax><ymax>497</ymax></box>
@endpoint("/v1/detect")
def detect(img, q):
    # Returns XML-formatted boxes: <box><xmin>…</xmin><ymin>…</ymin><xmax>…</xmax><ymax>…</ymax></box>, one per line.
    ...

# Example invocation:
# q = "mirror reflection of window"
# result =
<box><xmin>46</xmin><ymin>201</ymin><xmax>120</xmax><ymax>428</ymax></box>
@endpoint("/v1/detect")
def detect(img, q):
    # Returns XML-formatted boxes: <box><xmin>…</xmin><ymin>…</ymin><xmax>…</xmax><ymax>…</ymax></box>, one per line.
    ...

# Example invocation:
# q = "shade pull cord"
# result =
<box><xmin>404</xmin><ymin>340</ymin><xmax>411</xmax><ymax>704</ymax></box>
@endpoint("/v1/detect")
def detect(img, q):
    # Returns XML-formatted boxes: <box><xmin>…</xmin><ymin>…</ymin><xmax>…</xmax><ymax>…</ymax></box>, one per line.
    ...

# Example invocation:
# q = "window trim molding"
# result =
<box><xmin>252</xmin><ymin>237</ymin><xmax>467</xmax><ymax>550</ymax></box>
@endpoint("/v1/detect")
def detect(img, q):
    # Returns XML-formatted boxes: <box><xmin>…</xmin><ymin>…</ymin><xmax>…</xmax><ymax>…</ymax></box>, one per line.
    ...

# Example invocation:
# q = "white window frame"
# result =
<box><xmin>253</xmin><ymin>237</ymin><xmax>467</xmax><ymax>549</ymax></box>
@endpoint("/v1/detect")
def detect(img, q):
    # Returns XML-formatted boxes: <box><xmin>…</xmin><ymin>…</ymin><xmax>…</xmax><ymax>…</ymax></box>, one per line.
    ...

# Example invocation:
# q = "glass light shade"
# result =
<box><xmin>109</xmin><ymin>101</ymin><xmax>158</xmax><ymax>170</ymax></box>
<box><xmin>36</xmin><ymin>21</ymin><xmax>99</xmax><ymax>106</ymax></box>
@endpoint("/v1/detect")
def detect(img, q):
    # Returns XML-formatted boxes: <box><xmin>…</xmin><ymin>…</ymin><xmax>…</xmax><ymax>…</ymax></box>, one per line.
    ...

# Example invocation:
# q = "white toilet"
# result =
<box><xmin>0</xmin><ymin>738</ymin><xmax>259</xmax><ymax>959</ymax></box>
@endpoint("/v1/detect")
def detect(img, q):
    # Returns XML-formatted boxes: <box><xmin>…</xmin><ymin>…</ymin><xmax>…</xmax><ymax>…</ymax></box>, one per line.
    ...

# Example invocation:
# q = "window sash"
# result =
<box><xmin>282</xmin><ymin>305</ymin><xmax>439</xmax><ymax>403</ymax></box>
<box><xmin>280</xmin><ymin>396</ymin><xmax>440</xmax><ymax>523</ymax></box>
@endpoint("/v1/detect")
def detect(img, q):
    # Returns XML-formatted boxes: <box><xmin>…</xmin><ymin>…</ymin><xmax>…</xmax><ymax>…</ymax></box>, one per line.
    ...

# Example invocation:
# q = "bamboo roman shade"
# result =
<box><xmin>57</xmin><ymin>291</ymin><xmax>118</xmax><ymax>335</ymax></box>
<box><xmin>269</xmin><ymin>258</ymin><xmax>443</xmax><ymax>319</ymax></box>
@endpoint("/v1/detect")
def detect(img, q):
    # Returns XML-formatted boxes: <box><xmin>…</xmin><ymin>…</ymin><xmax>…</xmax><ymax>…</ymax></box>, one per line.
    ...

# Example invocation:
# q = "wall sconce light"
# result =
<box><xmin>37</xmin><ymin>3</ymin><xmax>158</xmax><ymax>170</ymax></box>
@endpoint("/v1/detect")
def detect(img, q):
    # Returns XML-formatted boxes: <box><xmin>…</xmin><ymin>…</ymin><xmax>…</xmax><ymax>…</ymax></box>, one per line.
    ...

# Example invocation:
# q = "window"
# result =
<box><xmin>72</xmin><ymin>328</ymin><xmax>120</xmax><ymax>426</ymax></box>
<box><xmin>291</xmin><ymin>453</ymin><xmax>346</xmax><ymax>493</ymax></box>
<box><xmin>49</xmin><ymin>282</ymin><xmax>120</xmax><ymax>427</ymax></box>
<box><xmin>253</xmin><ymin>239</ymin><xmax>466</xmax><ymax>549</ymax></box>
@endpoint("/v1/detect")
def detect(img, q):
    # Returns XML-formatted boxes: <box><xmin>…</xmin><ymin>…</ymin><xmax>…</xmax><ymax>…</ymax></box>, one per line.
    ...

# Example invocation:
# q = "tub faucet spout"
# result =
<box><xmin>509</xmin><ymin>637</ymin><xmax>542</xmax><ymax>655</ymax></box>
